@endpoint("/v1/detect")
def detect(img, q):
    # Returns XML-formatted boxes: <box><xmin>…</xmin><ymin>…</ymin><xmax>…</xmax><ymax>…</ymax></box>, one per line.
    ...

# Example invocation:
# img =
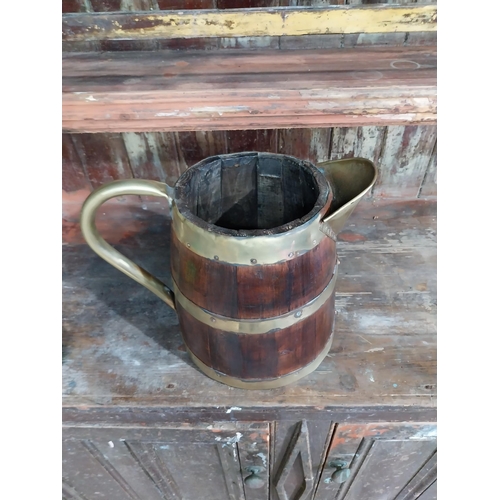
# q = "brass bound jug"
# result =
<box><xmin>80</xmin><ymin>153</ymin><xmax>377</xmax><ymax>389</ymax></box>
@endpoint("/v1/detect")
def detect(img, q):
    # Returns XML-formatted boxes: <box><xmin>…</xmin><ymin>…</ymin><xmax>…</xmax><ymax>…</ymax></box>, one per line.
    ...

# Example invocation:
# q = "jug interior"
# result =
<box><xmin>176</xmin><ymin>153</ymin><xmax>321</xmax><ymax>231</ymax></box>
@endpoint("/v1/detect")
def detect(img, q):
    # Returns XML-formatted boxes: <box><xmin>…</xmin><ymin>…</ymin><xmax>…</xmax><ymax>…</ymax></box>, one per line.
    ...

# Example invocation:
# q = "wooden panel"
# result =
<box><xmin>418</xmin><ymin>482</ymin><xmax>437</xmax><ymax>500</ymax></box>
<box><xmin>395</xmin><ymin>451</ymin><xmax>436</xmax><ymax>500</ymax></box>
<box><xmin>171</xmin><ymin>228</ymin><xmax>336</xmax><ymax>318</ymax></box>
<box><xmin>62</xmin><ymin>46</ymin><xmax>436</xmax><ymax>132</ymax></box>
<box><xmin>330</xmin><ymin>126</ymin><xmax>386</xmax><ymax>166</ymax></box>
<box><xmin>89</xmin><ymin>0</ymin><xmax>121</xmax><ymax>11</ymax></box>
<box><xmin>273</xmin><ymin>420</ymin><xmax>315</xmax><ymax>500</ymax></box>
<box><xmin>271</xmin><ymin>420</ymin><xmax>333</xmax><ymax>500</ymax></box>
<box><xmin>158</xmin><ymin>0</ymin><xmax>216</xmax><ymax>8</ymax></box>
<box><xmin>218</xmin><ymin>153</ymin><xmax>258</xmax><ymax>229</ymax></box>
<box><xmin>374</xmin><ymin>125</ymin><xmax>437</xmax><ymax>198</ymax></box>
<box><xmin>63</xmin><ymin>0</ymin><xmax>93</xmax><ymax>13</ymax></box>
<box><xmin>63</xmin><ymin>424</ymin><xmax>269</xmax><ymax>500</ymax></box>
<box><xmin>315</xmin><ymin>423</ymin><xmax>437</xmax><ymax>500</ymax></box>
<box><xmin>70</xmin><ymin>133</ymin><xmax>134</xmax><ymax>188</ymax></box>
<box><xmin>62</xmin><ymin>198</ymin><xmax>436</xmax><ymax>410</ymax></box>
<box><xmin>176</xmin><ymin>131</ymin><xmax>227</xmax><ymax>170</ymax></box>
<box><xmin>122</xmin><ymin>132</ymin><xmax>181</xmax><ymax>184</ymax></box>
<box><xmin>63</xmin><ymin>134</ymin><xmax>91</xmax><ymax>192</ymax></box>
<box><xmin>226</xmin><ymin>129</ymin><xmax>277</xmax><ymax>154</ymax></box>
<box><xmin>62</xmin><ymin>5</ymin><xmax>437</xmax><ymax>41</ymax></box>
<box><xmin>177</xmin><ymin>294</ymin><xmax>334</xmax><ymax>379</ymax></box>
<box><xmin>278</xmin><ymin>129</ymin><xmax>331</xmax><ymax>164</ymax></box>
<box><xmin>418</xmin><ymin>140</ymin><xmax>437</xmax><ymax>198</ymax></box>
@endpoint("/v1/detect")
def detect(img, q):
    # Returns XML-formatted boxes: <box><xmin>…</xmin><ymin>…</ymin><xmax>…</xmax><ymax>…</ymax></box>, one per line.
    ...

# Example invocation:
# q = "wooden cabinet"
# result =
<box><xmin>62</xmin><ymin>4</ymin><xmax>437</xmax><ymax>500</ymax></box>
<box><xmin>62</xmin><ymin>421</ymin><xmax>436</xmax><ymax>500</ymax></box>
<box><xmin>63</xmin><ymin>423</ymin><xmax>270</xmax><ymax>500</ymax></box>
<box><xmin>316</xmin><ymin>423</ymin><xmax>437</xmax><ymax>500</ymax></box>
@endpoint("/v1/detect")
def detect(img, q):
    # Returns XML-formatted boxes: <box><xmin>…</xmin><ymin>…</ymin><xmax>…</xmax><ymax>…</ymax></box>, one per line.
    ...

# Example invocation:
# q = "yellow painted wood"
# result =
<box><xmin>63</xmin><ymin>5</ymin><xmax>437</xmax><ymax>41</ymax></box>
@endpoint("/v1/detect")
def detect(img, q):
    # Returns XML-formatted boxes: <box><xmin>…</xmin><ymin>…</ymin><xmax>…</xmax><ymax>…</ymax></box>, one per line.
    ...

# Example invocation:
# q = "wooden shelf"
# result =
<box><xmin>62</xmin><ymin>46</ymin><xmax>436</xmax><ymax>133</ymax></box>
<box><xmin>62</xmin><ymin>198</ymin><xmax>436</xmax><ymax>421</ymax></box>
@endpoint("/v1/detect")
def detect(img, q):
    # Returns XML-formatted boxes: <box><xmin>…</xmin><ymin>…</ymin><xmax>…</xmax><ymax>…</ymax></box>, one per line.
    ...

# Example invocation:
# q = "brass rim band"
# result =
<box><xmin>172</xmin><ymin>204</ymin><xmax>328</xmax><ymax>266</ymax></box>
<box><xmin>186</xmin><ymin>334</ymin><xmax>334</xmax><ymax>390</ymax></box>
<box><xmin>173</xmin><ymin>265</ymin><xmax>338</xmax><ymax>334</ymax></box>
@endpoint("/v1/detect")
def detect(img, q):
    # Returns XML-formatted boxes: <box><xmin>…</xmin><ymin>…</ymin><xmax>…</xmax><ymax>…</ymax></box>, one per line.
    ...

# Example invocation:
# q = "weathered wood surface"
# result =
<box><xmin>63</xmin><ymin>5</ymin><xmax>437</xmax><ymax>41</ymax></box>
<box><xmin>62</xmin><ymin>1</ymin><xmax>437</xmax><ymax>52</ymax></box>
<box><xmin>62</xmin><ymin>197</ymin><xmax>436</xmax><ymax>412</ymax></box>
<box><xmin>62</xmin><ymin>126</ymin><xmax>437</xmax><ymax>202</ymax></box>
<box><xmin>315</xmin><ymin>423</ymin><xmax>437</xmax><ymax>500</ymax></box>
<box><xmin>62</xmin><ymin>46</ymin><xmax>436</xmax><ymax>132</ymax></box>
<box><xmin>63</xmin><ymin>422</ymin><xmax>269</xmax><ymax>500</ymax></box>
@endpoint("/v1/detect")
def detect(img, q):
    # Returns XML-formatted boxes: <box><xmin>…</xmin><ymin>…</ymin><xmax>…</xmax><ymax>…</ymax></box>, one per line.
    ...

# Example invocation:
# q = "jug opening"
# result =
<box><xmin>175</xmin><ymin>152</ymin><xmax>331</xmax><ymax>236</ymax></box>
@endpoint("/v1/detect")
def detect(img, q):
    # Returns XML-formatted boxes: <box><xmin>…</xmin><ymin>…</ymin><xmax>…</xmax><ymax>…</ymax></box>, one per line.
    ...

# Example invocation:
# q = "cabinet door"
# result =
<box><xmin>315</xmin><ymin>423</ymin><xmax>437</xmax><ymax>500</ymax></box>
<box><xmin>62</xmin><ymin>423</ymin><xmax>269</xmax><ymax>500</ymax></box>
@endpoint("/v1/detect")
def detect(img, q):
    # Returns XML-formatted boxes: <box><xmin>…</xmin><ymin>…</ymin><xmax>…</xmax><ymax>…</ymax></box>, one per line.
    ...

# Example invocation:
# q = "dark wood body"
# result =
<box><xmin>171</xmin><ymin>230</ymin><xmax>337</xmax><ymax>380</ymax></box>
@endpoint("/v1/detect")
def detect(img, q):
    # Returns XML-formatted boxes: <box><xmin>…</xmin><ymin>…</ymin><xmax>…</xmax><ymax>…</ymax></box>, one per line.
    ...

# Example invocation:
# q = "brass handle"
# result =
<box><xmin>80</xmin><ymin>179</ymin><xmax>176</xmax><ymax>310</ymax></box>
<box><xmin>324</xmin><ymin>460</ymin><xmax>351</xmax><ymax>485</ymax></box>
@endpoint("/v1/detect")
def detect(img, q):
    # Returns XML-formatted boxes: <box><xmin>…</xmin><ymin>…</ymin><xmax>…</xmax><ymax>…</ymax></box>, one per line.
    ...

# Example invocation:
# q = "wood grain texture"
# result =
<box><xmin>63</xmin><ymin>423</ymin><xmax>268</xmax><ymax>500</ymax></box>
<box><xmin>62</xmin><ymin>5</ymin><xmax>437</xmax><ymax>41</ymax></box>
<box><xmin>374</xmin><ymin>125</ymin><xmax>437</xmax><ymax>198</ymax></box>
<box><xmin>418</xmin><ymin>140</ymin><xmax>436</xmax><ymax>198</ymax></box>
<box><xmin>177</xmin><ymin>294</ymin><xmax>335</xmax><ymax>379</ymax></box>
<box><xmin>70</xmin><ymin>133</ymin><xmax>134</xmax><ymax>188</ymax></box>
<box><xmin>171</xmin><ymin>229</ymin><xmax>336</xmax><ymax>318</ymax></box>
<box><xmin>62</xmin><ymin>125</ymin><xmax>436</xmax><ymax>198</ymax></box>
<box><xmin>315</xmin><ymin>423</ymin><xmax>437</xmax><ymax>500</ymax></box>
<box><xmin>62</xmin><ymin>46</ymin><xmax>436</xmax><ymax>132</ymax></box>
<box><xmin>63</xmin><ymin>134</ymin><xmax>92</xmax><ymax>192</ymax></box>
<box><xmin>271</xmin><ymin>420</ymin><xmax>333</xmax><ymax>500</ymax></box>
<box><xmin>62</xmin><ymin>198</ymin><xmax>436</xmax><ymax>410</ymax></box>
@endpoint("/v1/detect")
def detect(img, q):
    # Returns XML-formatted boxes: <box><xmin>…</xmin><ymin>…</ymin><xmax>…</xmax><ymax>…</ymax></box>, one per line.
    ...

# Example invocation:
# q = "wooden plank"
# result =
<box><xmin>63</xmin><ymin>424</ymin><xmax>265</xmax><ymax>500</ymax></box>
<box><xmin>278</xmin><ymin>128</ymin><xmax>331</xmax><ymax>163</ymax></box>
<box><xmin>226</xmin><ymin>129</ymin><xmax>278</xmax><ymax>154</ymax></box>
<box><xmin>176</xmin><ymin>131</ymin><xmax>227</xmax><ymax>170</ymax></box>
<box><xmin>158</xmin><ymin>0</ymin><xmax>215</xmax><ymax>9</ymax></box>
<box><xmin>70</xmin><ymin>133</ymin><xmax>134</xmax><ymax>188</ymax></box>
<box><xmin>122</xmin><ymin>132</ymin><xmax>181</xmax><ymax>184</ymax></box>
<box><xmin>63</xmin><ymin>0</ymin><xmax>93</xmax><ymax>13</ymax></box>
<box><xmin>374</xmin><ymin>125</ymin><xmax>437</xmax><ymax>198</ymax></box>
<box><xmin>62</xmin><ymin>134</ymin><xmax>91</xmax><ymax>192</ymax></box>
<box><xmin>62</xmin><ymin>5</ymin><xmax>437</xmax><ymax>41</ymax></box>
<box><xmin>315</xmin><ymin>423</ymin><xmax>437</xmax><ymax>500</ymax></box>
<box><xmin>329</xmin><ymin>127</ymin><xmax>386</xmax><ymax>179</ymax></box>
<box><xmin>62</xmin><ymin>198</ymin><xmax>436</xmax><ymax>410</ymax></box>
<box><xmin>418</xmin><ymin>140</ymin><xmax>437</xmax><ymax>198</ymax></box>
<box><xmin>88</xmin><ymin>0</ymin><xmax>121</xmax><ymax>11</ymax></box>
<box><xmin>62</xmin><ymin>46</ymin><xmax>436</xmax><ymax>132</ymax></box>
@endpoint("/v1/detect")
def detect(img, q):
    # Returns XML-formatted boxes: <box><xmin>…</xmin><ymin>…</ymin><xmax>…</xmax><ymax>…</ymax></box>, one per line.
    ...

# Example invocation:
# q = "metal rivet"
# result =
<box><xmin>295</xmin><ymin>310</ymin><xmax>302</xmax><ymax>318</ymax></box>
<box><xmin>214</xmin><ymin>255</ymin><xmax>219</xmax><ymax>260</ymax></box>
<box><xmin>210</xmin><ymin>317</ymin><xmax>216</xmax><ymax>323</ymax></box>
<box><xmin>250</xmin><ymin>258</ymin><xmax>257</xmax><ymax>264</ymax></box>
<box><xmin>187</xmin><ymin>243</ymin><xmax>191</xmax><ymax>248</ymax></box>
<box><xmin>313</xmin><ymin>239</ymin><xmax>317</xmax><ymax>245</ymax></box>
<box><xmin>288</xmin><ymin>252</ymin><xmax>294</xmax><ymax>258</ymax></box>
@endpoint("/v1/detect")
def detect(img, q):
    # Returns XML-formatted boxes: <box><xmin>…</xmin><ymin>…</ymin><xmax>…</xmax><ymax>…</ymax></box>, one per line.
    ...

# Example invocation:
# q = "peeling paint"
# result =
<box><xmin>255</xmin><ymin>452</ymin><xmax>267</xmax><ymax>467</ymax></box>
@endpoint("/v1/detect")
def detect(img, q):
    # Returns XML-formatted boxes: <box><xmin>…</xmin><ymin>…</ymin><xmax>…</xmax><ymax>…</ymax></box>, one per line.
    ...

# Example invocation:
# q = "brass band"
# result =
<box><xmin>173</xmin><ymin>264</ymin><xmax>338</xmax><ymax>334</ymax></box>
<box><xmin>186</xmin><ymin>334</ymin><xmax>334</xmax><ymax>390</ymax></box>
<box><xmin>172</xmin><ymin>204</ymin><xmax>328</xmax><ymax>266</ymax></box>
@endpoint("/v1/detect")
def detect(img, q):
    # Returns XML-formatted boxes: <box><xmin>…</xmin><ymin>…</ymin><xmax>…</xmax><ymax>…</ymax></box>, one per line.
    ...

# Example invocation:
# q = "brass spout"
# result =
<box><xmin>318</xmin><ymin>158</ymin><xmax>377</xmax><ymax>236</ymax></box>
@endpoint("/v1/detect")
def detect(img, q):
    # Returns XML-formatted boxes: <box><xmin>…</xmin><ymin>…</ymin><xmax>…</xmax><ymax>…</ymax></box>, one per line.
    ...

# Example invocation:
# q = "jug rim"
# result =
<box><xmin>173</xmin><ymin>151</ymin><xmax>332</xmax><ymax>239</ymax></box>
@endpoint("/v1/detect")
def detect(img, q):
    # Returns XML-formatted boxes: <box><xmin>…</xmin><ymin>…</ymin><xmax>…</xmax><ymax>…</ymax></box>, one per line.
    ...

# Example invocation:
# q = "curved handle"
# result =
<box><xmin>80</xmin><ymin>179</ymin><xmax>176</xmax><ymax>310</ymax></box>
